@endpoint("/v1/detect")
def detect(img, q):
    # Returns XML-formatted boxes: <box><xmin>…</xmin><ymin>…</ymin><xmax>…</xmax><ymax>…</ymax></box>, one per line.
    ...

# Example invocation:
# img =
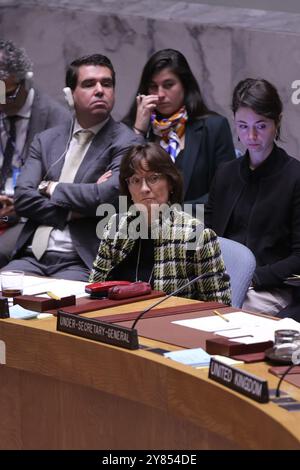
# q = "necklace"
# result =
<box><xmin>135</xmin><ymin>238</ymin><xmax>154</xmax><ymax>284</ymax></box>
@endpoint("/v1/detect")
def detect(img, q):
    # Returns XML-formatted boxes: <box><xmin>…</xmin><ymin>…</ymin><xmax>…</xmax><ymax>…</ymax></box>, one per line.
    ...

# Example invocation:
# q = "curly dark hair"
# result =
<box><xmin>0</xmin><ymin>39</ymin><xmax>33</xmax><ymax>81</ymax></box>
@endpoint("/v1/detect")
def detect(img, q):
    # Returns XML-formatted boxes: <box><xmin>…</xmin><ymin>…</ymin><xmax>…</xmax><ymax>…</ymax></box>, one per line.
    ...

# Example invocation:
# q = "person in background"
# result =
<box><xmin>123</xmin><ymin>49</ymin><xmax>235</xmax><ymax>211</ymax></box>
<box><xmin>205</xmin><ymin>78</ymin><xmax>300</xmax><ymax>316</ymax></box>
<box><xmin>90</xmin><ymin>142</ymin><xmax>231</xmax><ymax>304</ymax></box>
<box><xmin>0</xmin><ymin>39</ymin><xmax>71</xmax><ymax>267</ymax></box>
<box><xmin>1</xmin><ymin>54</ymin><xmax>142</xmax><ymax>281</ymax></box>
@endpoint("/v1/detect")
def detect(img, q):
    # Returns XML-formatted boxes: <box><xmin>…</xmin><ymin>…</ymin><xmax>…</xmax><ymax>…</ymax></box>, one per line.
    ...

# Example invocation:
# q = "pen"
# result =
<box><xmin>213</xmin><ymin>309</ymin><xmax>229</xmax><ymax>322</ymax></box>
<box><xmin>33</xmin><ymin>291</ymin><xmax>61</xmax><ymax>300</ymax></box>
<box><xmin>46</xmin><ymin>291</ymin><xmax>61</xmax><ymax>300</ymax></box>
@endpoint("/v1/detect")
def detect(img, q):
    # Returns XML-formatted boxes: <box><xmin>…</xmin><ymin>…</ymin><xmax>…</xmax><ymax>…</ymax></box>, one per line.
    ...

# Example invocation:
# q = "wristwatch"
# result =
<box><xmin>38</xmin><ymin>180</ymin><xmax>51</xmax><ymax>195</ymax></box>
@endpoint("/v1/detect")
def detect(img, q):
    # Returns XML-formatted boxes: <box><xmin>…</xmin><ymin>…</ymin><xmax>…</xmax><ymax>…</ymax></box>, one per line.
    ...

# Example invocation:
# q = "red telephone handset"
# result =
<box><xmin>85</xmin><ymin>281</ymin><xmax>131</xmax><ymax>297</ymax></box>
<box><xmin>108</xmin><ymin>282</ymin><xmax>152</xmax><ymax>300</ymax></box>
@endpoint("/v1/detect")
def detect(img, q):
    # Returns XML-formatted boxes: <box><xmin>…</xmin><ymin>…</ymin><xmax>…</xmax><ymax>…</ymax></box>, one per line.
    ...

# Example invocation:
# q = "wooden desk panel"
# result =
<box><xmin>0</xmin><ymin>297</ymin><xmax>300</xmax><ymax>449</ymax></box>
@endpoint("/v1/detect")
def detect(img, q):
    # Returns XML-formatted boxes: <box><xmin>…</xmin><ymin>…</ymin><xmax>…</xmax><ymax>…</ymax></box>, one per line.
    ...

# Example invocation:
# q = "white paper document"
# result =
<box><xmin>227</xmin><ymin>317</ymin><xmax>300</xmax><ymax>344</ymax></box>
<box><xmin>172</xmin><ymin>311</ymin><xmax>300</xmax><ymax>344</ymax></box>
<box><xmin>173</xmin><ymin>311</ymin><xmax>273</xmax><ymax>332</ymax></box>
<box><xmin>24</xmin><ymin>276</ymin><xmax>87</xmax><ymax>298</ymax></box>
<box><xmin>23</xmin><ymin>275</ymin><xmax>57</xmax><ymax>291</ymax></box>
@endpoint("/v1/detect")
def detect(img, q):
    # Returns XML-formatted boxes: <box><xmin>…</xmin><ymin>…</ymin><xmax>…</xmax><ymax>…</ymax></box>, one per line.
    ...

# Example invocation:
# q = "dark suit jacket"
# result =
<box><xmin>150</xmin><ymin>114</ymin><xmax>235</xmax><ymax>206</ymax></box>
<box><xmin>205</xmin><ymin>145</ymin><xmax>300</xmax><ymax>288</ymax></box>
<box><xmin>0</xmin><ymin>88</ymin><xmax>71</xmax><ymax>266</ymax></box>
<box><xmin>13</xmin><ymin>117</ymin><xmax>142</xmax><ymax>269</ymax></box>
<box><xmin>22</xmin><ymin>88</ymin><xmax>71</xmax><ymax>162</ymax></box>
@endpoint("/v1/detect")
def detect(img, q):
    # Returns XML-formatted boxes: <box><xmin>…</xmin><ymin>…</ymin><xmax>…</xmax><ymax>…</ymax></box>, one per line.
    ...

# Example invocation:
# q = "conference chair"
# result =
<box><xmin>218</xmin><ymin>237</ymin><xmax>256</xmax><ymax>308</ymax></box>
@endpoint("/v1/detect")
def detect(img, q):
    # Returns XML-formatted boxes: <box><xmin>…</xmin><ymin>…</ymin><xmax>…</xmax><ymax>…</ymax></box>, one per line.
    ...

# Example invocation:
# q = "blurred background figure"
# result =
<box><xmin>1</xmin><ymin>54</ymin><xmax>141</xmax><ymax>281</ymax></box>
<box><xmin>123</xmin><ymin>49</ymin><xmax>235</xmax><ymax>212</ymax></box>
<box><xmin>0</xmin><ymin>39</ymin><xmax>70</xmax><ymax>267</ymax></box>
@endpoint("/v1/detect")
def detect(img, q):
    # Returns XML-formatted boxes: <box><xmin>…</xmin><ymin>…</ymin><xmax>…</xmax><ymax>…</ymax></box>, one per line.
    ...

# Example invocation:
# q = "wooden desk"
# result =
<box><xmin>0</xmin><ymin>296</ymin><xmax>300</xmax><ymax>450</ymax></box>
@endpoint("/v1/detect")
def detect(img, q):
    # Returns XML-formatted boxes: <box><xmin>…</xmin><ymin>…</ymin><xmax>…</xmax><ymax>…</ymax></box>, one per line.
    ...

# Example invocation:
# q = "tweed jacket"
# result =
<box><xmin>90</xmin><ymin>207</ymin><xmax>231</xmax><ymax>304</ymax></box>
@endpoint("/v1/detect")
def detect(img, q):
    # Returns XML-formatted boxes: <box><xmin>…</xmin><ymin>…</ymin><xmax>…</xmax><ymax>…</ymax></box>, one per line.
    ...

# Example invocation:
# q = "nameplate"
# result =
<box><xmin>208</xmin><ymin>358</ymin><xmax>269</xmax><ymax>403</ymax></box>
<box><xmin>56</xmin><ymin>311</ymin><xmax>139</xmax><ymax>350</ymax></box>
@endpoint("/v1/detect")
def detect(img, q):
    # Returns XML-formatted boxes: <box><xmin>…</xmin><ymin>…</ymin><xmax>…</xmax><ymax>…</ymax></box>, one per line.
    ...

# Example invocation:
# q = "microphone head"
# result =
<box><xmin>292</xmin><ymin>348</ymin><xmax>300</xmax><ymax>365</ymax></box>
<box><xmin>25</xmin><ymin>71</ymin><xmax>34</xmax><ymax>80</ymax></box>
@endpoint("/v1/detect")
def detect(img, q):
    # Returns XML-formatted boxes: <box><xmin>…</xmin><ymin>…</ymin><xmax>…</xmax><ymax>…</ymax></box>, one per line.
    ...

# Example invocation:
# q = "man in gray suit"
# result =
<box><xmin>0</xmin><ymin>39</ymin><xmax>70</xmax><ymax>266</ymax></box>
<box><xmin>2</xmin><ymin>53</ymin><xmax>141</xmax><ymax>281</ymax></box>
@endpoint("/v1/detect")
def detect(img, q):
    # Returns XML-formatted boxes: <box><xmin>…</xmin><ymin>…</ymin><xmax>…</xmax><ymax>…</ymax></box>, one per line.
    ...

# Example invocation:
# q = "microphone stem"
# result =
<box><xmin>132</xmin><ymin>288</ymin><xmax>181</xmax><ymax>330</ymax></box>
<box><xmin>131</xmin><ymin>271</ymin><xmax>220</xmax><ymax>330</ymax></box>
<box><xmin>275</xmin><ymin>364</ymin><xmax>295</xmax><ymax>397</ymax></box>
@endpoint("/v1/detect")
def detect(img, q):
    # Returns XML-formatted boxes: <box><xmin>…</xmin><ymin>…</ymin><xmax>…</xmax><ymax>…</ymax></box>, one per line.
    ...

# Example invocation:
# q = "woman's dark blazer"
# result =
<box><xmin>205</xmin><ymin>145</ymin><xmax>300</xmax><ymax>288</ymax></box>
<box><xmin>150</xmin><ymin>114</ymin><xmax>235</xmax><ymax>205</ymax></box>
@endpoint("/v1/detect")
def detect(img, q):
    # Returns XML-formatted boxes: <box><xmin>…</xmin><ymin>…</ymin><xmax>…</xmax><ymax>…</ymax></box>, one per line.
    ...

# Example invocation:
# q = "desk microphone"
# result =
<box><xmin>131</xmin><ymin>271</ymin><xmax>230</xmax><ymax>330</ymax></box>
<box><xmin>275</xmin><ymin>348</ymin><xmax>300</xmax><ymax>397</ymax></box>
<box><xmin>57</xmin><ymin>270</ymin><xmax>230</xmax><ymax>350</ymax></box>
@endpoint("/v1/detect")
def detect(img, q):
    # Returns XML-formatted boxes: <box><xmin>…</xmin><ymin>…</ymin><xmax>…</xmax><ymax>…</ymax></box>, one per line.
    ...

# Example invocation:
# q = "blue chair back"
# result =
<box><xmin>218</xmin><ymin>237</ymin><xmax>256</xmax><ymax>308</ymax></box>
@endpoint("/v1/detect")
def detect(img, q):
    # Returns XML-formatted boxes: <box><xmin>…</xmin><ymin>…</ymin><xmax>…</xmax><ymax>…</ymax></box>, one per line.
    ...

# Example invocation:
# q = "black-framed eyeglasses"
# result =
<box><xmin>126</xmin><ymin>173</ymin><xmax>165</xmax><ymax>187</ymax></box>
<box><xmin>5</xmin><ymin>83</ymin><xmax>21</xmax><ymax>101</ymax></box>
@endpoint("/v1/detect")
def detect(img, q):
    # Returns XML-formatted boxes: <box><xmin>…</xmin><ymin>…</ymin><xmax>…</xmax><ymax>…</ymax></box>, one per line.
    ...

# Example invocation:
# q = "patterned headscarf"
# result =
<box><xmin>151</xmin><ymin>107</ymin><xmax>188</xmax><ymax>162</ymax></box>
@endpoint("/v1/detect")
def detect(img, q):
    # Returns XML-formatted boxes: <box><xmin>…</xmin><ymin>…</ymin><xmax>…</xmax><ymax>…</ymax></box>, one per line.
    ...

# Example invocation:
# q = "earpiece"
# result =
<box><xmin>24</xmin><ymin>70</ymin><xmax>34</xmax><ymax>91</ymax></box>
<box><xmin>63</xmin><ymin>87</ymin><xmax>74</xmax><ymax>108</ymax></box>
<box><xmin>26</xmin><ymin>71</ymin><xmax>34</xmax><ymax>80</ymax></box>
